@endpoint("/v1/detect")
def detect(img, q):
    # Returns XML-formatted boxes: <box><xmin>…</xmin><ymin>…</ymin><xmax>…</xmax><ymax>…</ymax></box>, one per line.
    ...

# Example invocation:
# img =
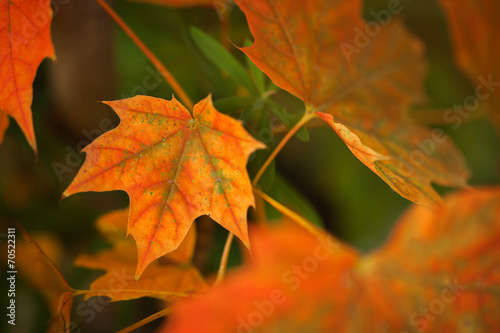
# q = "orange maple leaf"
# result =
<box><xmin>165</xmin><ymin>186</ymin><xmax>500</xmax><ymax>332</ymax></box>
<box><xmin>0</xmin><ymin>0</ymin><xmax>55</xmax><ymax>152</ymax></box>
<box><xmin>438</xmin><ymin>0</ymin><xmax>500</xmax><ymax>133</ymax></box>
<box><xmin>238</xmin><ymin>0</ymin><xmax>469</xmax><ymax>207</ymax></box>
<box><xmin>75</xmin><ymin>207</ymin><xmax>207</xmax><ymax>302</ymax></box>
<box><xmin>63</xmin><ymin>95</ymin><xmax>265</xmax><ymax>278</ymax></box>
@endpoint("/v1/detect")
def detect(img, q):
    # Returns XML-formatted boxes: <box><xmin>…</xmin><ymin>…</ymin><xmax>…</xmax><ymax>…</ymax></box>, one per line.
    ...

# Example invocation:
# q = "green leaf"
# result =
<box><xmin>185</xmin><ymin>32</ymin><xmax>234</xmax><ymax>97</ymax></box>
<box><xmin>244</xmin><ymin>39</ymin><xmax>266</xmax><ymax>94</ymax></box>
<box><xmin>295</xmin><ymin>126</ymin><xmax>310</xmax><ymax>142</ymax></box>
<box><xmin>190</xmin><ymin>27</ymin><xmax>257</xmax><ymax>95</ymax></box>
<box><xmin>260</xmin><ymin>160</ymin><xmax>276</xmax><ymax>190</ymax></box>
<box><xmin>213</xmin><ymin>96</ymin><xmax>255</xmax><ymax>114</ymax></box>
<box><xmin>252</xmin><ymin>152</ymin><xmax>276</xmax><ymax>191</ymax></box>
<box><xmin>253</xmin><ymin>111</ymin><xmax>275</xmax><ymax>190</ymax></box>
<box><xmin>266</xmin><ymin>99</ymin><xmax>310</xmax><ymax>142</ymax></box>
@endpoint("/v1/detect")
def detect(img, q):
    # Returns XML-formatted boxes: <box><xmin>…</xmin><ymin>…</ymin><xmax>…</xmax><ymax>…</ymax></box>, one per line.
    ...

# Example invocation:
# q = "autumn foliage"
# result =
<box><xmin>62</xmin><ymin>95</ymin><xmax>264</xmax><ymax>278</ymax></box>
<box><xmin>0</xmin><ymin>0</ymin><xmax>54</xmax><ymax>152</ymax></box>
<box><xmin>166</xmin><ymin>187</ymin><xmax>500</xmax><ymax>332</ymax></box>
<box><xmin>1</xmin><ymin>0</ymin><xmax>499</xmax><ymax>332</ymax></box>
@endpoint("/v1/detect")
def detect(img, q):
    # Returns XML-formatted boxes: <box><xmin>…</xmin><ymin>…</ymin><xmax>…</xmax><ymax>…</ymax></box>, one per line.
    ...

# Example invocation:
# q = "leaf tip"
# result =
<box><xmin>28</xmin><ymin>136</ymin><xmax>38</xmax><ymax>159</ymax></box>
<box><xmin>134</xmin><ymin>267</ymin><xmax>144</xmax><ymax>282</ymax></box>
<box><xmin>60</xmin><ymin>192</ymin><xmax>69</xmax><ymax>203</ymax></box>
<box><xmin>240</xmin><ymin>234</ymin><xmax>252</xmax><ymax>253</ymax></box>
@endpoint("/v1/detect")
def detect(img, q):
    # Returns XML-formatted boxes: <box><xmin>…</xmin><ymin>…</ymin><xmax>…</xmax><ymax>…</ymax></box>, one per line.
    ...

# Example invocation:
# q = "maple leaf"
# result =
<box><xmin>0</xmin><ymin>0</ymin><xmax>55</xmax><ymax>152</ymax></box>
<box><xmin>63</xmin><ymin>95</ymin><xmax>265</xmax><ymax>278</ymax></box>
<box><xmin>165</xmin><ymin>186</ymin><xmax>500</xmax><ymax>332</ymax></box>
<box><xmin>438</xmin><ymin>0</ymin><xmax>500</xmax><ymax>133</ymax></box>
<box><xmin>238</xmin><ymin>0</ymin><xmax>469</xmax><ymax>207</ymax></box>
<box><xmin>75</xmin><ymin>207</ymin><xmax>207</xmax><ymax>302</ymax></box>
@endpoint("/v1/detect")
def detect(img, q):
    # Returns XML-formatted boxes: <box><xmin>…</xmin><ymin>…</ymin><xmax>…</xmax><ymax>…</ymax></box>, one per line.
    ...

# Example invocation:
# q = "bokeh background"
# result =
<box><xmin>1</xmin><ymin>0</ymin><xmax>499</xmax><ymax>331</ymax></box>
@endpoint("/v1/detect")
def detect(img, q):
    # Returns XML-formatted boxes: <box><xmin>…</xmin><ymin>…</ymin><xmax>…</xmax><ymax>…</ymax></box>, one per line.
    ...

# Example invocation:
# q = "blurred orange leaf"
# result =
<box><xmin>0</xmin><ymin>0</ymin><xmax>55</xmax><ymax>152</ymax></box>
<box><xmin>238</xmin><ymin>0</ymin><xmax>469</xmax><ymax>207</ymax></box>
<box><xmin>165</xmin><ymin>186</ymin><xmax>500</xmax><ymax>332</ymax></box>
<box><xmin>63</xmin><ymin>95</ymin><xmax>264</xmax><ymax>278</ymax></box>
<box><xmin>52</xmin><ymin>292</ymin><xmax>74</xmax><ymax>333</ymax></box>
<box><xmin>75</xmin><ymin>208</ymin><xmax>207</xmax><ymax>302</ymax></box>
<box><xmin>439</xmin><ymin>0</ymin><xmax>500</xmax><ymax>132</ymax></box>
<box><xmin>15</xmin><ymin>233</ymin><xmax>73</xmax><ymax>333</ymax></box>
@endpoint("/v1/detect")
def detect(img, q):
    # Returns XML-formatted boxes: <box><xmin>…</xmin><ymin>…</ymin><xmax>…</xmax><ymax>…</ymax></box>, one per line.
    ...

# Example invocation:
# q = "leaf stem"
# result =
<box><xmin>253</xmin><ymin>188</ymin><xmax>326</xmax><ymax>240</ymax></box>
<box><xmin>252</xmin><ymin>110</ymin><xmax>314</xmax><ymax>186</ymax></box>
<box><xmin>220</xmin><ymin>9</ymin><xmax>231</xmax><ymax>51</ymax></box>
<box><xmin>254</xmin><ymin>193</ymin><xmax>267</xmax><ymax>224</ymax></box>
<box><xmin>15</xmin><ymin>222</ymin><xmax>72</xmax><ymax>291</ymax></box>
<box><xmin>95</xmin><ymin>0</ymin><xmax>194</xmax><ymax>110</ymax></box>
<box><xmin>73</xmin><ymin>289</ymin><xmax>188</xmax><ymax>298</ymax></box>
<box><xmin>213</xmin><ymin>232</ymin><xmax>234</xmax><ymax>286</ymax></box>
<box><xmin>117</xmin><ymin>307</ymin><xmax>174</xmax><ymax>333</ymax></box>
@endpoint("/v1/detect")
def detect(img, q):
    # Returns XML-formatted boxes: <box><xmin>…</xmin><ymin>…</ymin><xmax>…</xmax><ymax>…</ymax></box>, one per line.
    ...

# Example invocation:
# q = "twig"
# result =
<box><xmin>213</xmin><ymin>232</ymin><xmax>234</xmax><ymax>286</ymax></box>
<box><xmin>117</xmin><ymin>307</ymin><xmax>174</xmax><ymax>333</ymax></box>
<box><xmin>95</xmin><ymin>0</ymin><xmax>194</xmax><ymax>110</ymax></box>
<box><xmin>252</xmin><ymin>110</ymin><xmax>314</xmax><ymax>186</ymax></box>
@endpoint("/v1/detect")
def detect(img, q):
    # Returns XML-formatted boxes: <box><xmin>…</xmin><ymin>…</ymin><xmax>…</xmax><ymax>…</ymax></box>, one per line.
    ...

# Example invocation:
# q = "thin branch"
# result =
<box><xmin>220</xmin><ymin>9</ymin><xmax>231</xmax><ymax>51</ymax></box>
<box><xmin>96</xmin><ymin>0</ymin><xmax>194</xmax><ymax>110</ymax></box>
<box><xmin>15</xmin><ymin>222</ymin><xmax>72</xmax><ymax>291</ymax></box>
<box><xmin>73</xmin><ymin>289</ymin><xmax>188</xmax><ymax>298</ymax></box>
<box><xmin>253</xmin><ymin>188</ymin><xmax>326</xmax><ymax>240</ymax></box>
<box><xmin>213</xmin><ymin>232</ymin><xmax>234</xmax><ymax>286</ymax></box>
<box><xmin>254</xmin><ymin>192</ymin><xmax>267</xmax><ymax>225</ymax></box>
<box><xmin>117</xmin><ymin>307</ymin><xmax>174</xmax><ymax>333</ymax></box>
<box><xmin>252</xmin><ymin>110</ymin><xmax>314</xmax><ymax>186</ymax></box>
